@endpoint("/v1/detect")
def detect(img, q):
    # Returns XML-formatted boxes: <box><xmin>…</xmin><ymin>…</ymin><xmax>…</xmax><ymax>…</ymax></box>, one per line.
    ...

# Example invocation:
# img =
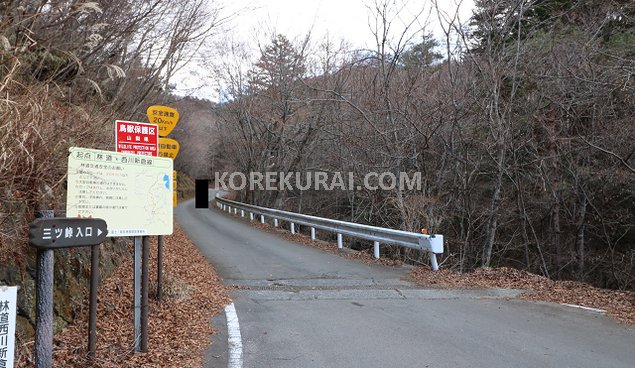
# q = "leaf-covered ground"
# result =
<box><xmin>19</xmin><ymin>222</ymin><xmax>231</xmax><ymax>367</ymax></box>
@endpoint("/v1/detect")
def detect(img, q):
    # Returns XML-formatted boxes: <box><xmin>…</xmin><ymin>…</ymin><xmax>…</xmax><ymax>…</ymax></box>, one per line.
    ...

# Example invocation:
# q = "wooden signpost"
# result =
<box><xmin>29</xmin><ymin>215</ymin><xmax>108</xmax><ymax>367</ymax></box>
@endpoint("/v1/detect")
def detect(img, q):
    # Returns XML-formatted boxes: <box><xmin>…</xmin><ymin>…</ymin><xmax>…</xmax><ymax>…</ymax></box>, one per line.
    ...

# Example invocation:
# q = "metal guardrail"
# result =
<box><xmin>215</xmin><ymin>195</ymin><xmax>443</xmax><ymax>271</ymax></box>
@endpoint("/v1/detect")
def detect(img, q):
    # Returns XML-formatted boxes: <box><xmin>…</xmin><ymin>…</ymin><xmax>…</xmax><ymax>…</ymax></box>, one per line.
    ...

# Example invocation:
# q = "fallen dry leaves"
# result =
<box><xmin>20</xmin><ymin>222</ymin><xmax>231</xmax><ymax>367</ymax></box>
<box><xmin>407</xmin><ymin>267</ymin><xmax>635</xmax><ymax>326</ymax></box>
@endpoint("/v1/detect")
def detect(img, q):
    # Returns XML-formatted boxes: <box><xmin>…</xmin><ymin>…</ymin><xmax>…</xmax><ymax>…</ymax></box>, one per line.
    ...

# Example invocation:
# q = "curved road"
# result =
<box><xmin>176</xmin><ymin>196</ymin><xmax>635</xmax><ymax>368</ymax></box>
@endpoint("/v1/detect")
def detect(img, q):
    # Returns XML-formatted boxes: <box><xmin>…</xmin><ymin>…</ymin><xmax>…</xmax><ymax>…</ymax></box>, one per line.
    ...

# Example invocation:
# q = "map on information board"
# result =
<box><xmin>66</xmin><ymin>147</ymin><xmax>173</xmax><ymax>236</ymax></box>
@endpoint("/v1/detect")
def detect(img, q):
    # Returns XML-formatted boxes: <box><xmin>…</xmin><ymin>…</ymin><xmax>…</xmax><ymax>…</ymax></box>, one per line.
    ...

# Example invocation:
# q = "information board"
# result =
<box><xmin>66</xmin><ymin>147</ymin><xmax>173</xmax><ymax>236</ymax></box>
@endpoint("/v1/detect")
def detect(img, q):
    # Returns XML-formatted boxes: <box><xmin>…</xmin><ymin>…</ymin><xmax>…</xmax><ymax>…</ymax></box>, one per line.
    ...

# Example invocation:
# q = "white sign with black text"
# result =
<box><xmin>0</xmin><ymin>286</ymin><xmax>17</xmax><ymax>368</ymax></box>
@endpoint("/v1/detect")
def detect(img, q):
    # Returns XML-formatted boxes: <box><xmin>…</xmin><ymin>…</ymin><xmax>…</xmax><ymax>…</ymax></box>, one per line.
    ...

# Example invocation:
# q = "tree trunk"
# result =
<box><xmin>576</xmin><ymin>192</ymin><xmax>588</xmax><ymax>275</ymax></box>
<box><xmin>482</xmin><ymin>144</ymin><xmax>505</xmax><ymax>267</ymax></box>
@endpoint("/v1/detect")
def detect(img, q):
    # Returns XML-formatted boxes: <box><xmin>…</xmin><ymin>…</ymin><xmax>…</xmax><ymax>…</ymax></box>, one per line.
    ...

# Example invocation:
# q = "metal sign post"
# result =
<box><xmin>141</xmin><ymin>236</ymin><xmax>149</xmax><ymax>352</ymax></box>
<box><xmin>157</xmin><ymin>235</ymin><xmax>164</xmax><ymax>301</ymax></box>
<box><xmin>149</xmin><ymin>105</ymin><xmax>180</xmax><ymax>306</ymax></box>
<box><xmin>133</xmin><ymin>236</ymin><xmax>142</xmax><ymax>352</ymax></box>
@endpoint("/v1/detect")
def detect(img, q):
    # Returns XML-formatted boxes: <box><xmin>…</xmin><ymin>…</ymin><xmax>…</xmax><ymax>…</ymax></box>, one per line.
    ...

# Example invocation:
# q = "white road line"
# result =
<box><xmin>225</xmin><ymin>302</ymin><xmax>243</xmax><ymax>368</ymax></box>
<box><xmin>561</xmin><ymin>303</ymin><xmax>606</xmax><ymax>313</ymax></box>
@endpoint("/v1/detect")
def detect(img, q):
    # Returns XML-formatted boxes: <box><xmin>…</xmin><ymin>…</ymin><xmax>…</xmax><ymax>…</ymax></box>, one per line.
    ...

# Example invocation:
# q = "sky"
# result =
<box><xmin>173</xmin><ymin>0</ymin><xmax>475</xmax><ymax>100</ymax></box>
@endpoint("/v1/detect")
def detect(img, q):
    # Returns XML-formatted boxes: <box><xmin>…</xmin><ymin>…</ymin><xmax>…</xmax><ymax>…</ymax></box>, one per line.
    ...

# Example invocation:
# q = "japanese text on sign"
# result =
<box><xmin>29</xmin><ymin>217</ymin><xmax>108</xmax><ymax>249</ymax></box>
<box><xmin>0</xmin><ymin>286</ymin><xmax>17</xmax><ymax>368</ymax></box>
<box><xmin>115</xmin><ymin>120</ymin><xmax>158</xmax><ymax>156</ymax></box>
<box><xmin>158</xmin><ymin>137</ymin><xmax>180</xmax><ymax>160</ymax></box>
<box><xmin>66</xmin><ymin>147</ymin><xmax>173</xmax><ymax>236</ymax></box>
<box><xmin>146</xmin><ymin>105</ymin><xmax>179</xmax><ymax>137</ymax></box>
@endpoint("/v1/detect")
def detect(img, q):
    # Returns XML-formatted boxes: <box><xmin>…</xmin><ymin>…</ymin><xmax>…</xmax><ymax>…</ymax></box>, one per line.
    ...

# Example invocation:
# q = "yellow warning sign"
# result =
<box><xmin>158</xmin><ymin>137</ymin><xmax>180</xmax><ymax>160</ymax></box>
<box><xmin>147</xmin><ymin>105</ymin><xmax>179</xmax><ymax>137</ymax></box>
<box><xmin>173</xmin><ymin>170</ymin><xmax>177</xmax><ymax>190</ymax></box>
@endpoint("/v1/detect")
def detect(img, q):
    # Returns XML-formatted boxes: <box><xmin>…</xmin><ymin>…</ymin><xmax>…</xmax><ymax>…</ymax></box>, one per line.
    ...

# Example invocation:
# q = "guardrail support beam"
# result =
<box><xmin>214</xmin><ymin>197</ymin><xmax>444</xmax><ymax>271</ymax></box>
<box><xmin>429</xmin><ymin>252</ymin><xmax>439</xmax><ymax>271</ymax></box>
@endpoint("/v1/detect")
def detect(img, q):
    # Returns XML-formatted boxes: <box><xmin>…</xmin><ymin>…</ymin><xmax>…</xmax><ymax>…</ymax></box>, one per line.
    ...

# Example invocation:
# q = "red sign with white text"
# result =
<box><xmin>115</xmin><ymin>120</ymin><xmax>158</xmax><ymax>156</ymax></box>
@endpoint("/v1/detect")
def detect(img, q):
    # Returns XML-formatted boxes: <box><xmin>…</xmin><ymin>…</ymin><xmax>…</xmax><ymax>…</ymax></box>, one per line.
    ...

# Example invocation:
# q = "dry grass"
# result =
<box><xmin>0</xmin><ymin>82</ymin><xmax>115</xmax><ymax>261</ymax></box>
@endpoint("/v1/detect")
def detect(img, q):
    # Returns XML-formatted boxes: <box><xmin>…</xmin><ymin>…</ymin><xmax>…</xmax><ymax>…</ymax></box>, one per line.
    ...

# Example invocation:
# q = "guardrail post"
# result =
<box><xmin>429</xmin><ymin>252</ymin><xmax>439</xmax><ymax>271</ymax></box>
<box><xmin>260</xmin><ymin>215</ymin><xmax>265</xmax><ymax>224</ymax></box>
<box><xmin>373</xmin><ymin>241</ymin><xmax>380</xmax><ymax>259</ymax></box>
<box><xmin>311</xmin><ymin>227</ymin><xmax>316</xmax><ymax>241</ymax></box>
<box><xmin>241</xmin><ymin>210</ymin><xmax>245</xmax><ymax>217</ymax></box>
<box><xmin>337</xmin><ymin>233</ymin><xmax>343</xmax><ymax>249</ymax></box>
<box><xmin>234</xmin><ymin>208</ymin><xmax>237</xmax><ymax>214</ymax></box>
<box><xmin>250</xmin><ymin>212</ymin><xmax>254</xmax><ymax>221</ymax></box>
<box><xmin>290</xmin><ymin>223</ymin><xmax>296</xmax><ymax>234</ymax></box>
<box><xmin>274</xmin><ymin>218</ymin><xmax>278</xmax><ymax>227</ymax></box>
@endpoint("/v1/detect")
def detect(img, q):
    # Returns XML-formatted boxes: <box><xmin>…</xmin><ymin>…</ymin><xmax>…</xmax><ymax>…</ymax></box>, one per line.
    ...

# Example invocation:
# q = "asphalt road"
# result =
<box><xmin>176</xmin><ymin>195</ymin><xmax>635</xmax><ymax>368</ymax></box>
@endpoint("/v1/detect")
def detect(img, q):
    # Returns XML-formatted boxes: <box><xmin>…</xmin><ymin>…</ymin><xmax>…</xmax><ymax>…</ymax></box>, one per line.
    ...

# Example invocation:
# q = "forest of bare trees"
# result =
<box><xmin>209</xmin><ymin>0</ymin><xmax>635</xmax><ymax>290</ymax></box>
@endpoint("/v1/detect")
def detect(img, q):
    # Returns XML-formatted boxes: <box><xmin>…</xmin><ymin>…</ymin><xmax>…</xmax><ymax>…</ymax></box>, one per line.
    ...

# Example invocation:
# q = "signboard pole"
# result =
<box><xmin>34</xmin><ymin>210</ymin><xmax>54</xmax><ymax>368</ymax></box>
<box><xmin>157</xmin><ymin>235</ymin><xmax>163</xmax><ymax>301</ymax></box>
<box><xmin>88</xmin><ymin>244</ymin><xmax>100</xmax><ymax>359</ymax></box>
<box><xmin>141</xmin><ymin>236</ymin><xmax>149</xmax><ymax>352</ymax></box>
<box><xmin>133</xmin><ymin>236</ymin><xmax>142</xmax><ymax>352</ymax></box>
